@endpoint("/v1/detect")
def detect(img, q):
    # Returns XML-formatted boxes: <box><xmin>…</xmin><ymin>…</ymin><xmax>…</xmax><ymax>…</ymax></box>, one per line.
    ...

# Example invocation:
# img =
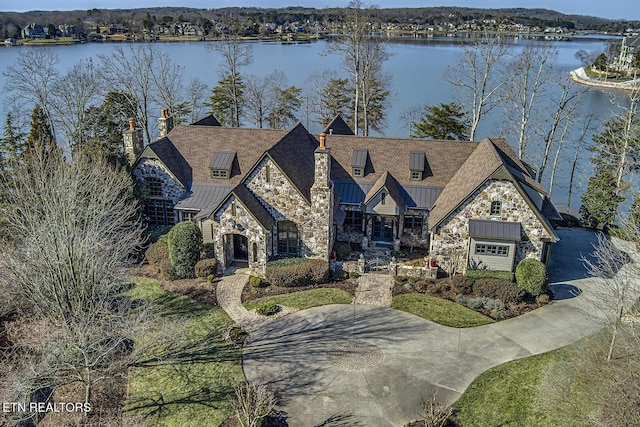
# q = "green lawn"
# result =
<box><xmin>391</xmin><ymin>294</ymin><xmax>494</xmax><ymax>328</ymax></box>
<box><xmin>453</xmin><ymin>349</ymin><xmax>568</xmax><ymax>427</ymax></box>
<box><xmin>126</xmin><ymin>277</ymin><xmax>244</xmax><ymax>427</ymax></box>
<box><xmin>244</xmin><ymin>288</ymin><xmax>352</xmax><ymax>312</ymax></box>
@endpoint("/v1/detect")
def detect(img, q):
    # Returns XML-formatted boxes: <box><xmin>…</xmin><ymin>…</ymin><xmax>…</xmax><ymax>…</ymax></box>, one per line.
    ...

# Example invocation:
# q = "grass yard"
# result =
<box><xmin>453</xmin><ymin>348</ymin><xmax>568</xmax><ymax>427</ymax></box>
<box><xmin>391</xmin><ymin>294</ymin><xmax>494</xmax><ymax>328</ymax></box>
<box><xmin>126</xmin><ymin>277</ymin><xmax>244</xmax><ymax>427</ymax></box>
<box><xmin>244</xmin><ymin>288</ymin><xmax>352</xmax><ymax>312</ymax></box>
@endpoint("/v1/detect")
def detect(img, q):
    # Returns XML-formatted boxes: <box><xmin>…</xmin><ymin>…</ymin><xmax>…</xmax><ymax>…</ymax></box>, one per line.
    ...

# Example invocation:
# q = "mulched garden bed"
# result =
<box><xmin>392</xmin><ymin>276</ymin><xmax>546</xmax><ymax>320</ymax></box>
<box><xmin>241</xmin><ymin>277</ymin><xmax>357</xmax><ymax>304</ymax></box>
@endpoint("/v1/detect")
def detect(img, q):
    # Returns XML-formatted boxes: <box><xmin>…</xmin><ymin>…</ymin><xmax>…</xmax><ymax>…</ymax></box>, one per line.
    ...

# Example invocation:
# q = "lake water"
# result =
<box><xmin>0</xmin><ymin>37</ymin><xmax>629</xmax><ymax>215</ymax></box>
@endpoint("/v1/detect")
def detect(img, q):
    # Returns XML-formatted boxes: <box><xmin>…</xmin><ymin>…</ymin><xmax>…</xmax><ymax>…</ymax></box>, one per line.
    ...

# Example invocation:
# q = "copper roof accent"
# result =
<box><xmin>322</xmin><ymin>114</ymin><xmax>355</xmax><ymax>135</ymax></box>
<box><xmin>428</xmin><ymin>139</ymin><xmax>503</xmax><ymax>229</ymax></box>
<box><xmin>364</xmin><ymin>171</ymin><xmax>406</xmax><ymax>211</ymax></box>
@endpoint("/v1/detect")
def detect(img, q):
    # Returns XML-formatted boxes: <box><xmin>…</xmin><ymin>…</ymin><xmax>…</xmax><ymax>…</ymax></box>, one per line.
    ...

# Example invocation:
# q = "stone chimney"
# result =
<box><xmin>310</xmin><ymin>132</ymin><xmax>334</xmax><ymax>261</ymax></box>
<box><xmin>158</xmin><ymin>108</ymin><xmax>174</xmax><ymax>139</ymax></box>
<box><xmin>123</xmin><ymin>117</ymin><xmax>144</xmax><ymax>165</ymax></box>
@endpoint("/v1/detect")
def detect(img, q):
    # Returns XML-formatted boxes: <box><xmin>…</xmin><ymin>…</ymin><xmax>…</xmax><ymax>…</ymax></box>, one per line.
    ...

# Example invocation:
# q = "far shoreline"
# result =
<box><xmin>570</xmin><ymin>66</ymin><xmax>640</xmax><ymax>91</ymax></box>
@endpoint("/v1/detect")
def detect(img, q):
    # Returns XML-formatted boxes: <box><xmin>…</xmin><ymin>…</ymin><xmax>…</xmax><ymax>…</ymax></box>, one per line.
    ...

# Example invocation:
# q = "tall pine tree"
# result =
<box><xmin>412</xmin><ymin>103</ymin><xmax>469</xmax><ymax>140</ymax></box>
<box><xmin>26</xmin><ymin>104</ymin><xmax>59</xmax><ymax>157</ymax></box>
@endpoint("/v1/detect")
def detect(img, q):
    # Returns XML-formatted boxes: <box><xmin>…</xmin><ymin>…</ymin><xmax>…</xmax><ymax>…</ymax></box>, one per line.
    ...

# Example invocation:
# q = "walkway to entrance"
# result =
<box><xmin>240</xmin><ymin>229</ymin><xmax>640</xmax><ymax>426</ymax></box>
<box><xmin>353</xmin><ymin>274</ymin><xmax>393</xmax><ymax>306</ymax></box>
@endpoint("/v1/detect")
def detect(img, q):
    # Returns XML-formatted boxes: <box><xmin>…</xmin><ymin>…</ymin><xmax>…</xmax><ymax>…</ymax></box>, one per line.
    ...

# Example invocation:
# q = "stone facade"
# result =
<box><xmin>308</xmin><ymin>148</ymin><xmax>334</xmax><ymax>261</ymax></box>
<box><xmin>430</xmin><ymin>180</ymin><xmax>552</xmax><ymax>273</ymax></box>
<box><xmin>123</xmin><ymin>126</ymin><xmax>144</xmax><ymax>165</ymax></box>
<box><xmin>213</xmin><ymin>197</ymin><xmax>270</xmax><ymax>276</ymax></box>
<box><xmin>133</xmin><ymin>159</ymin><xmax>186</xmax><ymax>206</ymax></box>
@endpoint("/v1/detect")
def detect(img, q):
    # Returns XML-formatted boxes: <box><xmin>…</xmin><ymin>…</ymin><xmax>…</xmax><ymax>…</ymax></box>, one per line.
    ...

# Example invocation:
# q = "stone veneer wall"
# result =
<box><xmin>133</xmin><ymin>159</ymin><xmax>186</xmax><ymax>206</ymax></box>
<box><xmin>245</xmin><ymin>157</ymin><xmax>319</xmax><ymax>258</ymax></box>
<box><xmin>213</xmin><ymin>197</ymin><xmax>269</xmax><ymax>276</ymax></box>
<box><xmin>308</xmin><ymin>148</ymin><xmax>334</xmax><ymax>261</ymax></box>
<box><xmin>430</xmin><ymin>180</ymin><xmax>552</xmax><ymax>273</ymax></box>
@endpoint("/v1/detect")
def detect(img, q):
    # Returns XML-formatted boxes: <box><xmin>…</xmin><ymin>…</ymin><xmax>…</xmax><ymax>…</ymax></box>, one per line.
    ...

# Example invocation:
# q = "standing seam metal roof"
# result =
<box><xmin>469</xmin><ymin>219</ymin><xmax>521</xmax><ymax>241</ymax></box>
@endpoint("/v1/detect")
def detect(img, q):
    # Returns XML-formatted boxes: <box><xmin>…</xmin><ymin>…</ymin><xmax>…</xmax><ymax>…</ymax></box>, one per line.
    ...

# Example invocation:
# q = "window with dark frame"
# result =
<box><xmin>474</xmin><ymin>244</ymin><xmax>509</xmax><ymax>257</ymax></box>
<box><xmin>210</xmin><ymin>169</ymin><xmax>229</xmax><ymax>179</ymax></box>
<box><xmin>145</xmin><ymin>199</ymin><xmax>174</xmax><ymax>226</ymax></box>
<box><xmin>343</xmin><ymin>211</ymin><xmax>363</xmax><ymax>230</ymax></box>
<box><xmin>381</xmin><ymin>192</ymin><xmax>386</xmax><ymax>205</ymax></box>
<box><xmin>277</xmin><ymin>221</ymin><xmax>298</xmax><ymax>256</ymax></box>
<box><xmin>490</xmin><ymin>200</ymin><xmax>502</xmax><ymax>216</ymax></box>
<box><xmin>145</xmin><ymin>177</ymin><xmax>163</xmax><ymax>197</ymax></box>
<box><xmin>181</xmin><ymin>211</ymin><xmax>197</xmax><ymax>222</ymax></box>
<box><xmin>410</xmin><ymin>171</ymin><xmax>422</xmax><ymax>181</ymax></box>
<box><xmin>403</xmin><ymin>215</ymin><xmax>423</xmax><ymax>234</ymax></box>
<box><xmin>352</xmin><ymin>167</ymin><xmax>363</xmax><ymax>177</ymax></box>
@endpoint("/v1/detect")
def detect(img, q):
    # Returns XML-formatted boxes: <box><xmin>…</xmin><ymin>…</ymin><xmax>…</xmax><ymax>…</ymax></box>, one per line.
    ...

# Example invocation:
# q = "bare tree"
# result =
<box><xmin>50</xmin><ymin>59</ymin><xmax>103</xmax><ymax>152</ymax></box>
<box><xmin>0</xmin><ymin>148</ymin><xmax>145</xmax><ymax>411</ymax></box>
<box><xmin>244</xmin><ymin>74</ymin><xmax>272</xmax><ymax>128</ymax></box>
<box><xmin>329</xmin><ymin>0</ymin><xmax>389</xmax><ymax>136</ymax></box>
<box><xmin>499</xmin><ymin>45</ymin><xmax>558</xmax><ymax>159</ymax></box>
<box><xmin>582</xmin><ymin>231</ymin><xmax>640</xmax><ymax>361</ymax></box>
<box><xmin>209</xmin><ymin>36</ymin><xmax>253</xmax><ymax>127</ymax></box>
<box><xmin>447</xmin><ymin>33</ymin><xmax>512</xmax><ymax>141</ymax></box>
<box><xmin>2</xmin><ymin>48</ymin><xmax>60</xmax><ymax>135</ymax></box>
<box><xmin>233</xmin><ymin>383</ymin><xmax>277</xmax><ymax>427</ymax></box>
<box><xmin>185</xmin><ymin>78</ymin><xmax>208</xmax><ymax>124</ymax></box>
<box><xmin>149</xmin><ymin>49</ymin><xmax>189</xmax><ymax>124</ymax></box>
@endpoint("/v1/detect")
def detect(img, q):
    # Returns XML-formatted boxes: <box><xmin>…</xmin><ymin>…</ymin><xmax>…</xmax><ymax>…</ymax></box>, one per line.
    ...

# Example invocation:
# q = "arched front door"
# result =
<box><xmin>233</xmin><ymin>234</ymin><xmax>248</xmax><ymax>261</ymax></box>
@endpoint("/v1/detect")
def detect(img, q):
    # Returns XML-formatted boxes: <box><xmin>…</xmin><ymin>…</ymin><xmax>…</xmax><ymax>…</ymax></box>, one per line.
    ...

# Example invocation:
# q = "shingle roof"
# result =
<box><xmin>232</xmin><ymin>184</ymin><xmax>275</xmax><ymax>230</ymax></box>
<box><xmin>488</xmin><ymin>137</ymin><xmax>547</xmax><ymax>195</ymax></box>
<box><xmin>322</xmin><ymin>114</ymin><xmax>355</xmax><ymax>135</ymax></box>
<box><xmin>469</xmin><ymin>219</ymin><xmax>521</xmax><ymax>241</ymax></box>
<box><xmin>142</xmin><ymin>137</ymin><xmax>192</xmax><ymax>187</ymax></box>
<box><xmin>165</xmin><ymin>125</ymin><xmax>290</xmax><ymax>186</ymax></box>
<box><xmin>364</xmin><ymin>171</ymin><xmax>407</xmax><ymax>211</ymax></box>
<box><xmin>427</xmin><ymin>139</ymin><xmax>503</xmax><ymax>228</ymax></box>
<box><xmin>326</xmin><ymin>134</ymin><xmax>479</xmax><ymax>187</ymax></box>
<box><xmin>192</xmin><ymin>115</ymin><xmax>222</xmax><ymax>126</ymax></box>
<box><xmin>266</xmin><ymin>123</ymin><xmax>317</xmax><ymax>201</ymax></box>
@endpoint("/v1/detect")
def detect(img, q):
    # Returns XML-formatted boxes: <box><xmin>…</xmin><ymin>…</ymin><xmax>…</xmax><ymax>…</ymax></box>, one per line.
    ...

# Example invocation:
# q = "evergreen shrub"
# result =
<box><xmin>265</xmin><ymin>258</ymin><xmax>329</xmax><ymax>287</ymax></box>
<box><xmin>195</xmin><ymin>258</ymin><xmax>218</xmax><ymax>278</ymax></box>
<box><xmin>515</xmin><ymin>258</ymin><xmax>548</xmax><ymax>296</ymax></box>
<box><xmin>168</xmin><ymin>221</ymin><xmax>203</xmax><ymax>279</ymax></box>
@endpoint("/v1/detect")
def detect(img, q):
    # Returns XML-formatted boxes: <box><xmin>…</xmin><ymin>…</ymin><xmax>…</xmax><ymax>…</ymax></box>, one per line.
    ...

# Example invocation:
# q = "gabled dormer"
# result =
<box><xmin>351</xmin><ymin>148</ymin><xmax>368</xmax><ymax>178</ymax></box>
<box><xmin>410</xmin><ymin>151</ymin><xmax>425</xmax><ymax>181</ymax></box>
<box><xmin>209</xmin><ymin>151</ymin><xmax>237</xmax><ymax>180</ymax></box>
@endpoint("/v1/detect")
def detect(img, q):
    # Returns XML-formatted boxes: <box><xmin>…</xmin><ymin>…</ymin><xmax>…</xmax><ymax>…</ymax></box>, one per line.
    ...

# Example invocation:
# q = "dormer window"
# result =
<box><xmin>490</xmin><ymin>200</ymin><xmax>502</xmax><ymax>216</ymax></box>
<box><xmin>351</xmin><ymin>148</ymin><xmax>368</xmax><ymax>178</ymax></box>
<box><xmin>410</xmin><ymin>151</ymin><xmax>425</xmax><ymax>181</ymax></box>
<box><xmin>209</xmin><ymin>150</ymin><xmax>236</xmax><ymax>180</ymax></box>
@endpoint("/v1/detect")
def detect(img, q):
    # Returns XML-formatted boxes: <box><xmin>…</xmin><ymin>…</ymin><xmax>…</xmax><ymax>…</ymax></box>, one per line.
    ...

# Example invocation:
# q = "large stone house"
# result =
<box><xmin>129</xmin><ymin>112</ymin><xmax>559</xmax><ymax>275</ymax></box>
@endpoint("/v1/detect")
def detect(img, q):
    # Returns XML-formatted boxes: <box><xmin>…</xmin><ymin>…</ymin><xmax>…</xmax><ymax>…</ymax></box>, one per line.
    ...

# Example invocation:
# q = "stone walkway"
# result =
<box><xmin>353</xmin><ymin>274</ymin><xmax>394</xmax><ymax>306</ymax></box>
<box><xmin>215</xmin><ymin>272</ymin><xmax>266</xmax><ymax>332</ymax></box>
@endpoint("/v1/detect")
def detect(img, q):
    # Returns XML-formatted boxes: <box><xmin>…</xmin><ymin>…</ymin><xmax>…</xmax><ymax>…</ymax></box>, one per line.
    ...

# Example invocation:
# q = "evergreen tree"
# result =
<box><xmin>580</xmin><ymin>171</ymin><xmax>625</xmax><ymax>229</ymax></box>
<box><xmin>267</xmin><ymin>85</ymin><xmax>302</xmax><ymax>129</ymax></box>
<box><xmin>412</xmin><ymin>103</ymin><xmax>469</xmax><ymax>140</ymax></box>
<box><xmin>629</xmin><ymin>193</ymin><xmax>640</xmax><ymax>230</ymax></box>
<box><xmin>313</xmin><ymin>77</ymin><xmax>352</xmax><ymax>127</ymax></box>
<box><xmin>206</xmin><ymin>73</ymin><xmax>245</xmax><ymax>127</ymax></box>
<box><xmin>81</xmin><ymin>91</ymin><xmax>136</xmax><ymax>168</ymax></box>
<box><xmin>0</xmin><ymin>113</ymin><xmax>25</xmax><ymax>172</ymax></box>
<box><xmin>26</xmin><ymin>104</ymin><xmax>58</xmax><ymax>157</ymax></box>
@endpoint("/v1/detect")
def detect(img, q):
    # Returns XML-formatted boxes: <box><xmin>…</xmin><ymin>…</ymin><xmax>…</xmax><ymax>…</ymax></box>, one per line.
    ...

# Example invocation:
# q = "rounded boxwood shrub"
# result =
<box><xmin>195</xmin><ymin>258</ymin><xmax>218</xmax><ymax>278</ymax></box>
<box><xmin>145</xmin><ymin>238</ymin><xmax>175</xmax><ymax>280</ymax></box>
<box><xmin>255</xmin><ymin>302</ymin><xmax>280</xmax><ymax>316</ymax></box>
<box><xmin>515</xmin><ymin>258</ymin><xmax>548</xmax><ymax>296</ymax></box>
<box><xmin>168</xmin><ymin>221</ymin><xmax>203</xmax><ymax>279</ymax></box>
<box><xmin>333</xmin><ymin>241</ymin><xmax>352</xmax><ymax>260</ymax></box>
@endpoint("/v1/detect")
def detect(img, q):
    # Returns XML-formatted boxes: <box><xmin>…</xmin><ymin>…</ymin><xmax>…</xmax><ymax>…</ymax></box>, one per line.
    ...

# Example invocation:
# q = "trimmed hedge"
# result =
<box><xmin>168</xmin><ymin>222</ymin><xmax>203</xmax><ymax>279</ymax></box>
<box><xmin>466</xmin><ymin>269</ymin><xmax>514</xmax><ymax>282</ymax></box>
<box><xmin>265</xmin><ymin>258</ymin><xmax>329</xmax><ymax>287</ymax></box>
<box><xmin>333</xmin><ymin>241</ymin><xmax>352</xmax><ymax>260</ymax></box>
<box><xmin>515</xmin><ymin>258</ymin><xmax>548</xmax><ymax>296</ymax></box>
<box><xmin>195</xmin><ymin>258</ymin><xmax>218</xmax><ymax>278</ymax></box>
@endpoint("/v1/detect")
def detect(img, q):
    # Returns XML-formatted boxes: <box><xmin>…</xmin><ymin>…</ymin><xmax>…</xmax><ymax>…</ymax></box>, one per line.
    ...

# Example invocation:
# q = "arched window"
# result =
<box><xmin>277</xmin><ymin>221</ymin><xmax>298</xmax><ymax>256</ymax></box>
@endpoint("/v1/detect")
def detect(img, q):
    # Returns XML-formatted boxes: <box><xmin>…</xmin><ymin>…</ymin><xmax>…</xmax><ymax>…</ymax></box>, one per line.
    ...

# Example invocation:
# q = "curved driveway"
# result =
<box><xmin>243</xmin><ymin>229</ymin><xmax>630</xmax><ymax>426</ymax></box>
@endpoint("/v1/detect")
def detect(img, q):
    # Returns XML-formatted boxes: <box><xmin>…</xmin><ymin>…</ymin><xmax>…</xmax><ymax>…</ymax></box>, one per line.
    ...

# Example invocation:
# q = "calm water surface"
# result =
<box><xmin>0</xmin><ymin>38</ymin><xmax>626</xmax><ymax>213</ymax></box>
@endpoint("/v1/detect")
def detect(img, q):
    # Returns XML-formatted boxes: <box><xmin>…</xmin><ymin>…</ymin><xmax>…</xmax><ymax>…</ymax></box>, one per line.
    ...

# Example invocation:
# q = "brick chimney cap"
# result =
<box><xmin>319</xmin><ymin>132</ymin><xmax>327</xmax><ymax>150</ymax></box>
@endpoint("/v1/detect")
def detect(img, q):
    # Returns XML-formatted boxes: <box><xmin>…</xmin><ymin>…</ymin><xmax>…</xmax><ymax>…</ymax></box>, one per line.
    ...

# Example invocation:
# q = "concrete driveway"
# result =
<box><xmin>242</xmin><ymin>229</ymin><xmax>618</xmax><ymax>426</ymax></box>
